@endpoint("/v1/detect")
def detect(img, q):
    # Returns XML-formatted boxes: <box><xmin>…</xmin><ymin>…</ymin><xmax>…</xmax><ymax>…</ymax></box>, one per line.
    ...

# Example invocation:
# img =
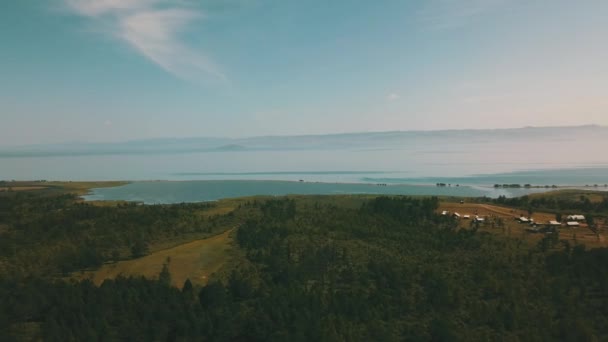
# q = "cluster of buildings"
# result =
<box><xmin>441</xmin><ymin>209</ymin><xmax>589</xmax><ymax>231</ymax></box>
<box><xmin>443</xmin><ymin>211</ymin><xmax>486</xmax><ymax>223</ymax></box>
<box><xmin>519</xmin><ymin>214</ymin><xmax>587</xmax><ymax>230</ymax></box>
<box><xmin>565</xmin><ymin>215</ymin><xmax>586</xmax><ymax>227</ymax></box>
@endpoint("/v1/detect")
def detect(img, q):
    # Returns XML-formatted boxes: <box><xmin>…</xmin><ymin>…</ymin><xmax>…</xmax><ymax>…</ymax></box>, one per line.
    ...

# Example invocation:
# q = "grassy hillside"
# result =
<box><xmin>80</xmin><ymin>228</ymin><xmax>236</xmax><ymax>287</ymax></box>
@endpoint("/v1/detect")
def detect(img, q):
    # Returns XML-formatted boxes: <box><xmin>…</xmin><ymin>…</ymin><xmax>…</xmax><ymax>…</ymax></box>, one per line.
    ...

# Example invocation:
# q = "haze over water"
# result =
<box><xmin>2</xmin><ymin>127</ymin><xmax>608</xmax><ymax>195</ymax></box>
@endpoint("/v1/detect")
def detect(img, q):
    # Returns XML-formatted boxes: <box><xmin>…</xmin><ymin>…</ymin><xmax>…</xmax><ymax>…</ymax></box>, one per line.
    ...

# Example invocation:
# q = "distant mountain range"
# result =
<box><xmin>1</xmin><ymin>125</ymin><xmax>606</xmax><ymax>158</ymax></box>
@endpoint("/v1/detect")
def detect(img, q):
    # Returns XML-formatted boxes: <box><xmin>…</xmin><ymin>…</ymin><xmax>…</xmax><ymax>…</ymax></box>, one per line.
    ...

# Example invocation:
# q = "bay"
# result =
<box><xmin>2</xmin><ymin>126</ymin><xmax>607</xmax><ymax>203</ymax></box>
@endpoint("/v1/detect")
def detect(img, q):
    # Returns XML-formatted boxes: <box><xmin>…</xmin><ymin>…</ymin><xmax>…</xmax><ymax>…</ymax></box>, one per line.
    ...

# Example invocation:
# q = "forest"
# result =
<box><xmin>0</xmin><ymin>191</ymin><xmax>239</xmax><ymax>277</ymax></box>
<box><xmin>1</xmin><ymin>192</ymin><xmax>608</xmax><ymax>341</ymax></box>
<box><xmin>488</xmin><ymin>192</ymin><xmax>608</xmax><ymax>216</ymax></box>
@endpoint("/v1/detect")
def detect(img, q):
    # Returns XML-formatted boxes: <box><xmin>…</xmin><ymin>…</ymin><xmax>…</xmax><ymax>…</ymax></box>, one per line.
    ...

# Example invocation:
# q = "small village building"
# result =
<box><xmin>453</xmin><ymin>212</ymin><xmax>461</xmax><ymax>218</ymax></box>
<box><xmin>567</xmin><ymin>215</ymin><xmax>586</xmax><ymax>221</ymax></box>
<box><xmin>463</xmin><ymin>214</ymin><xmax>470</xmax><ymax>219</ymax></box>
<box><xmin>548</xmin><ymin>220</ymin><xmax>561</xmax><ymax>226</ymax></box>
<box><xmin>441</xmin><ymin>211</ymin><xmax>449</xmax><ymax>216</ymax></box>
<box><xmin>518</xmin><ymin>217</ymin><xmax>530</xmax><ymax>223</ymax></box>
<box><xmin>566</xmin><ymin>221</ymin><xmax>580</xmax><ymax>227</ymax></box>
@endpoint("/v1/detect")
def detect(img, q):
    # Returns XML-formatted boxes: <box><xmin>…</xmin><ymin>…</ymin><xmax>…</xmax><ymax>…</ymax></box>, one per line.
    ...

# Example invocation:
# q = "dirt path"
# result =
<box><xmin>85</xmin><ymin>228</ymin><xmax>235</xmax><ymax>288</ymax></box>
<box><xmin>477</xmin><ymin>204</ymin><xmax>527</xmax><ymax>218</ymax></box>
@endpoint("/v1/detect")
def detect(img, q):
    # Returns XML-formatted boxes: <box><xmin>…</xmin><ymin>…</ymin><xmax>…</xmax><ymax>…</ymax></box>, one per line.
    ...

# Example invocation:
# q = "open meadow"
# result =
<box><xmin>80</xmin><ymin>228</ymin><xmax>236</xmax><ymax>287</ymax></box>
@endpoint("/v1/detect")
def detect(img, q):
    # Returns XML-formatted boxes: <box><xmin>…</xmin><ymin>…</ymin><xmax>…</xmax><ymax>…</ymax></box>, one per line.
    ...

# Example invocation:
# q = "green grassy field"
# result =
<box><xmin>79</xmin><ymin>228</ymin><xmax>236</xmax><ymax>288</ymax></box>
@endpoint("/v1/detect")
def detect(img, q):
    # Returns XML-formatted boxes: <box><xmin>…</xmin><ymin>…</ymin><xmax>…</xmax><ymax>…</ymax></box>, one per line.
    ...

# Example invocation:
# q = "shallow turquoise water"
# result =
<box><xmin>83</xmin><ymin>177</ymin><xmax>607</xmax><ymax>205</ymax></box>
<box><xmin>81</xmin><ymin>180</ymin><xmax>504</xmax><ymax>204</ymax></box>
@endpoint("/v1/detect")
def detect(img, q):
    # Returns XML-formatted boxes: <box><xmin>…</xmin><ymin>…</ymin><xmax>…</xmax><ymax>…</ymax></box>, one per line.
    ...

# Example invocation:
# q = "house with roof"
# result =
<box><xmin>567</xmin><ymin>215</ymin><xmax>586</xmax><ymax>221</ymax></box>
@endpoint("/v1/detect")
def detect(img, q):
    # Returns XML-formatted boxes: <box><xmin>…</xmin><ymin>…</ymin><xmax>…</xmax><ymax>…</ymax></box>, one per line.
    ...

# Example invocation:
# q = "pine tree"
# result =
<box><xmin>159</xmin><ymin>263</ymin><xmax>172</xmax><ymax>287</ymax></box>
<box><xmin>182</xmin><ymin>278</ymin><xmax>194</xmax><ymax>301</ymax></box>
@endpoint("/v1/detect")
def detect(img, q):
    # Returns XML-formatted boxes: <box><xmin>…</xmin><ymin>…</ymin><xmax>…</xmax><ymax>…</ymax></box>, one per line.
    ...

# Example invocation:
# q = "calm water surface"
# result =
<box><xmin>3</xmin><ymin>128</ymin><xmax>608</xmax><ymax>203</ymax></box>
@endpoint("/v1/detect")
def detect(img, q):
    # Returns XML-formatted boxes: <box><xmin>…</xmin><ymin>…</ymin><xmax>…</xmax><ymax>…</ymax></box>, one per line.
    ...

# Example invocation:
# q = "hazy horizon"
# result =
<box><xmin>2</xmin><ymin>125</ymin><xmax>607</xmax><ymax>181</ymax></box>
<box><xmin>2</xmin><ymin>1</ymin><xmax>608</xmax><ymax>146</ymax></box>
<box><xmin>0</xmin><ymin>123</ymin><xmax>605</xmax><ymax>148</ymax></box>
<box><xmin>1</xmin><ymin>124</ymin><xmax>605</xmax><ymax>151</ymax></box>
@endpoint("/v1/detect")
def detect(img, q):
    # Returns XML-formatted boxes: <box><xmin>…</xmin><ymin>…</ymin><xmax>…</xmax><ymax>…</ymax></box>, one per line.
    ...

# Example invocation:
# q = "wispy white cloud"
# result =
<box><xmin>386</xmin><ymin>93</ymin><xmax>400</xmax><ymax>101</ymax></box>
<box><xmin>66</xmin><ymin>0</ymin><xmax>158</xmax><ymax>16</ymax></box>
<box><xmin>65</xmin><ymin>0</ymin><xmax>225</xmax><ymax>82</ymax></box>
<box><xmin>417</xmin><ymin>0</ymin><xmax>505</xmax><ymax>30</ymax></box>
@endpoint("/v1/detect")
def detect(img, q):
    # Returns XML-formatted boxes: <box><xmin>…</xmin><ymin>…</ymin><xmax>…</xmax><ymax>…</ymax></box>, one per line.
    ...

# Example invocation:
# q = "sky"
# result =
<box><xmin>1</xmin><ymin>0</ymin><xmax>607</xmax><ymax>146</ymax></box>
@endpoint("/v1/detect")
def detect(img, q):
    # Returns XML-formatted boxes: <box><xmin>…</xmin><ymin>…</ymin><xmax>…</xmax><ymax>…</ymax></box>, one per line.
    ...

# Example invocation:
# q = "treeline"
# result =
<box><xmin>0</xmin><ymin>192</ymin><xmax>238</xmax><ymax>277</ymax></box>
<box><xmin>488</xmin><ymin>194</ymin><xmax>608</xmax><ymax>216</ymax></box>
<box><xmin>493</xmin><ymin>184</ymin><xmax>559</xmax><ymax>188</ymax></box>
<box><xmin>2</xmin><ymin>196</ymin><xmax>608</xmax><ymax>340</ymax></box>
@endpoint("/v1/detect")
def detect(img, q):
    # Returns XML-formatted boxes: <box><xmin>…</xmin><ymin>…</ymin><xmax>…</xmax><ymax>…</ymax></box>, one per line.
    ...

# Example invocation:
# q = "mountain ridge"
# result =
<box><xmin>1</xmin><ymin>125</ymin><xmax>605</xmax><ymax>158</ymax></box>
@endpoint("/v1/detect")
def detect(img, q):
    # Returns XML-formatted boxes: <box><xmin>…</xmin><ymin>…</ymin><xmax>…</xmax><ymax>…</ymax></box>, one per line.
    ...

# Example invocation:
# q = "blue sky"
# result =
<box><xmin>1</xmin><ymin>0</ymin><xmax>607</xmax><ymax>146</ymax></box>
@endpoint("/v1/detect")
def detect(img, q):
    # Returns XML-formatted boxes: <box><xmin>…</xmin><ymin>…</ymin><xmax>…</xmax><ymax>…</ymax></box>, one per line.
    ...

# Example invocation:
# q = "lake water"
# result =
<box><xmin>2</xmin><ymin>127</ymin><xmax>608</xmax><ymax>203</ymax></box>
<box><xmin>82</xmin><ymin>179</ymin><xmax>607</xmax><ymax>204</ymax></box>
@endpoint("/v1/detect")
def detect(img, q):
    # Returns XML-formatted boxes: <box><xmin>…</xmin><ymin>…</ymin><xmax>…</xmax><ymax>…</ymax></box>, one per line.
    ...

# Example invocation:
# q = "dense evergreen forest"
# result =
<box><xmin>1</xmin><ymin>192</ymin><xmax>608</xmax><ymax>340</ymax></box>
<box><xmin>0</xmin><ymin>192</ymin><xmax>238</xmax><ymax>277</ymax></box>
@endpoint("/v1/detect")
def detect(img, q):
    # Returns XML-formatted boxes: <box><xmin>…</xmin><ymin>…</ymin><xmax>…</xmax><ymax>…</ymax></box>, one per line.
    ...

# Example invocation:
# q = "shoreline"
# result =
<box><xmin>80</xmin><ymin>180</ymin><xmax>608</xmax><ymax>205</ymax></box>
<box><xmin>82</xmin><ymin>179</ymin><xmax>608</xmax><ymax>190</ymax></box>
<box><xmin>4</xmin><ymin>179</ymin><xmax>607</xmax><ymax>192</ymax></box>
<box><xmin>4</xmin><ymin>178</ymin><xmax>607</xmax><ymax>205</ymax></box>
